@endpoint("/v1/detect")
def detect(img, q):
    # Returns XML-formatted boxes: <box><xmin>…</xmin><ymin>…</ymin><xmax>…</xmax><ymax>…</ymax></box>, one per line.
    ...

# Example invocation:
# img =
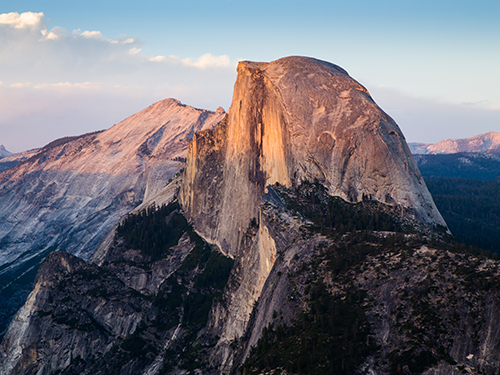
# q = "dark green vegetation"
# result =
<box><xmin>369</xmin><ymin>245</ymin><xmax>500</xmax><ymax>375</ymax></box>
<box><xmin>425</xmin><ymin>177</ymin><xmax>500</xmax><ymax>255</ymax></box>
<box><xmin>157</xmin><ymin>231</ymin><xmax>234</xmax><ymax>373</ymax></box>
<box><xmin>414</xmin><ymin>153</ymin><xmax>500</xmax><ymax>181</ymax></box>
<box><xmin>273</xmin><ymin>180</ymin><xmax>403</xmax><ymax>235</ymax></box>
<box><xmin>111</xmin><ymin>204</ymin><xmax>233</xmax><ymax>374</ymax></box>
<box><xmin>243</xmin><ymin>283</ymin><xmax>376</xmax><ymax>375</ymax></box>
<box><xmin>150</xmin><ymin>228</ymin><xmax>234</xmax><ymax>332</ymax></box>
<box><xmin>243</xmin><ymin>183</ymin><xmax>430</xmax><ymax>375</ymax></box>
<box><xmin>117</xmin><ymin>201</ymin><xmax>189</xmax><ymax>260</ymax></box>
<box><xmin>33</xmin><ymin>202</ymin><xmax>233</xmax><ymax>375</ymax></box>
<box><xmin>412</xmin><ymin>152</ymin><xmax>500</xmax><ymax>255</ymax></box>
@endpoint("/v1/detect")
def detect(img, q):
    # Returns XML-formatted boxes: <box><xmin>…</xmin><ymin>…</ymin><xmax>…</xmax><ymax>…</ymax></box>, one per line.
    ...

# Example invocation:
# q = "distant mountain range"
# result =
<box><xmin>409</xmin><ymin>132</ymin><xmax>500</xmax><ymax>257</ymax></box>
<box><xmin>409</xmin><ymin>131</ymin><xmax>500</xmax><ymax>154</ymax></box>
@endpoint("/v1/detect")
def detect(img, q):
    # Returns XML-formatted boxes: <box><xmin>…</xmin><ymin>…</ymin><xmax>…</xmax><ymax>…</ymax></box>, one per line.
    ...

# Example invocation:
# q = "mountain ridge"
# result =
<box><xmin>180</xmin><ymin>55</ymin><xmax>447</xmax><ymax>370</ymax></box>
<box><xmin>409</xmin><ymin>131</ymin><xmax>500</xmax><ymax>155</ymax></box>
<box><xmin>0</xmin><ymin>98</ymin><xmax>225</xmax><ymax>337</ymax></box>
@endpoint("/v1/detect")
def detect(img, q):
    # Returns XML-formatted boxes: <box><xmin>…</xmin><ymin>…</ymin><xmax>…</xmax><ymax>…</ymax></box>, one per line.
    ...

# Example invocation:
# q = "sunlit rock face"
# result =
<box><xmin>0</xmin><ymin>98</ymin><xmax>224</xmax><ymax>336</ymax></box>
<box><xmin>179</xmin><ymin>56</ymin><xmax>446</xmax><ymax>370</ymax></box>
<box><xmin>181</xmin><ymin>56</ymin><xmax>445</xmax><ymax>257</ymax></box>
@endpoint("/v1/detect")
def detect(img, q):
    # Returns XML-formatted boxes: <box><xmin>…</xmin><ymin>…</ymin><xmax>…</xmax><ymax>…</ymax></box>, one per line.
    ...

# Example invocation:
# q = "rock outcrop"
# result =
<box><xmin>179</xmin><ymin>57</ymin><xmax>446</xmax><ymax>368</ymax></box>
<box><xmin>2</xmin><ymin>182</ymin><xmax>499</xmax><ymax>375</ymax></box>
<box><xmin>0</xmin><ymin>149</ymin><xmax>40</xmax><ymax>173</ymax></box>
<box><xmin>0</xmin><ymin>98</ymin><xmax>224</xmax><ymax>336</ymax></box>
<box><xmin>181</xmin><ymin>56</ymin><xmax>445</xmax><ymax>258</ymax></box>
<box><xmin>0</xmin><ymin>202</ymin><xmax>233</xmax><ymax>375</ymax></box>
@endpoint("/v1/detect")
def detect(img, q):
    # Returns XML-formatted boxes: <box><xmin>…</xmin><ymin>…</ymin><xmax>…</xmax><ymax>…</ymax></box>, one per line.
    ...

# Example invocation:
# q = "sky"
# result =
<box><xmin>0</xmin><ymin>0</ymin><xmax>499</xmax><ymax>153</ymax></box>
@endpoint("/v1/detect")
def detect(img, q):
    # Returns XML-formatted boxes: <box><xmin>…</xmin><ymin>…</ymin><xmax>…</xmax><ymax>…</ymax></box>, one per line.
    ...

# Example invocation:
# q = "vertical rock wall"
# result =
<box><xmin>179</xmin><ymin>56</ymin><xmax>448</xmax><ymax>370</ymax></box>
<box><xmin>180</xmin><ymin>56</ymin><xmax>446</xmax><ymax>259</ymax></box>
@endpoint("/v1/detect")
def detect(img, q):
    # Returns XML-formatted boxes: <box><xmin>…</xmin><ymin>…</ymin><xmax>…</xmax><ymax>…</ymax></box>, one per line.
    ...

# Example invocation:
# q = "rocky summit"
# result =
<box><xmin>0</xmin><ymin>145</ymin><xmax>13</xmax><ymax>159</ymax></box>
<box><xmin>181</xmin><ymin>56</ymin><xmax>445</xmax><ymax>258</ymax></box>
<box><xmin>2</xmin><ymin>56</ymin><xmax>500</xmax><ymax>375</ymax></box>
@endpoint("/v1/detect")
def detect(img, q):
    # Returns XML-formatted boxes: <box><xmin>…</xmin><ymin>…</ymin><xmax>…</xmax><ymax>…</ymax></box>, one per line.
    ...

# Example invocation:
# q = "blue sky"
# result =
<box><xmin>1</xmin><ymin>0</ymin><xmax>499</xmax><ymax>152</ymax></box>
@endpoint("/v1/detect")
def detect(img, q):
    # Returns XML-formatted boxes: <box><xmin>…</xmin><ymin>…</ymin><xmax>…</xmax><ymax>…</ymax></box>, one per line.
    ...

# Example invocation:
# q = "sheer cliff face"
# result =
<box><xmin>179</xmin><ymin>57</ymin><xmax>447</xmax><ymax>369</ymax></box>
<box><xmin>4</xmin><ymin>57</ymin><xmax>500</xmax><ymax>375</ymax></box>
<box><xmin>181</xmin><ymin>56</ymin><xmax>445</xmax><ymax>258</ymax></box>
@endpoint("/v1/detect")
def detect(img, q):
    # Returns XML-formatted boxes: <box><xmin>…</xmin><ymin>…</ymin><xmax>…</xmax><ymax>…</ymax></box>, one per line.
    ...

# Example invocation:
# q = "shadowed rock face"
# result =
<box><xmin>181</xmin><ymin>56</ymin><xmax>446</xmax><ymax>258</ymax></box>
<box><xmin>0</xmin><ymin>98</ymin><xmax>224</xmax><ymax>267</ymax></box>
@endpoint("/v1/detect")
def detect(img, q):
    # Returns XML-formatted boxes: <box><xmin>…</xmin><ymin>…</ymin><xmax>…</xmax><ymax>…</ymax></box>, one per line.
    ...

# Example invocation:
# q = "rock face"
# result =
<box><xmin>0</xmin><ymin>149</ymin><xmax>40</xmax><ymax>173</ymax></box>
<box><xmin>181</xmin><ymin>56</ymin><xmax>445</xmax><ymax>258</ymax></box>
<box><xmin>0</xmin><ymin>202</ymin><xmax>234</xmax><ymax>375</ymax></box>
<box><xmin>409</xmin><ymin>131</ymin><xmax>500</xmax><ymax>154</ymax></box>
<box><xmin>2</xmin><ymin>183</ymin><xmax>500</xmax><ymax>375</ymax></box>
<box><xmin>179</xmin><ymin>56</ymin><xmax>446</xmax><ymax>370</ymax></box>
<box><xmin>0</xmin><ymin>98</ymin><xmax>224</xmax><ymax>336</ymax></box>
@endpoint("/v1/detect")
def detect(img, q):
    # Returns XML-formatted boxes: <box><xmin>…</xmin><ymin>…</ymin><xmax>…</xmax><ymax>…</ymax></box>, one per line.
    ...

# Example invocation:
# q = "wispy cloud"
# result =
<box><xmin>33</xmin><ymin>82</ymin><xmax>104</xmax><ymax>90</ymax></box>
<box><xmin>10</xmin><ymin>83</ymin><xmax>31</xmax><ymax>88</ymax></box>
<box><xmin>0</xmin><ymin>11</ymin><xmax>234</xmax><ymax>87</ymax></box>
<box><xmin>150</xmin><ymin>53</ymin><xmax>234</xmax><ymax>69</ymax></box>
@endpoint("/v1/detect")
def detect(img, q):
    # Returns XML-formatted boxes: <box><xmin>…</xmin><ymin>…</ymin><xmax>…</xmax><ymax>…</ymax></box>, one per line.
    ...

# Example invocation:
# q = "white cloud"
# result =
<box><xmin>39</xmin><ymin>26</ymin><xmax>67</xmax><ymax>41</ymax></box>
<box><xmin>10</xmin><ymin>83</ymin><xmax>31</xmax><ymax>88</ymax></box>
<box><xmin>182</xmin><ymin>53</ymin><xmax>232</xmax><ymax>69</ymax></box>
<box><xmin>150</xmin><ymin>53</ymin><xmax>234</xmax><ymax>69</ymax></box>
<box><xmin>33</xmin><ymin>82</ymin><xmax>103</xmax><ymax>90</ymax></box>
<box><xmin>150</xmin><ymin>55</ymin><xmax>169</xmax><ymax>62</ymax></box>
<box><xmin>45</xmin><ymin>31</ymin><xmax>59</xmax><ymax>40</ymax></box>
<box><xmin>128</xmin><ymin>47</ymin><xmax>142</xmax><ymax>55</ymax></box>
<box><xmin>0</xmin><ymin>11</ymin><xmax>44</xmax><ymax>29</ymax></box>
<box><xmin>79</xmin><ymin>30</ymin><xmax>105</xmax><ymax>40</ymax></box>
